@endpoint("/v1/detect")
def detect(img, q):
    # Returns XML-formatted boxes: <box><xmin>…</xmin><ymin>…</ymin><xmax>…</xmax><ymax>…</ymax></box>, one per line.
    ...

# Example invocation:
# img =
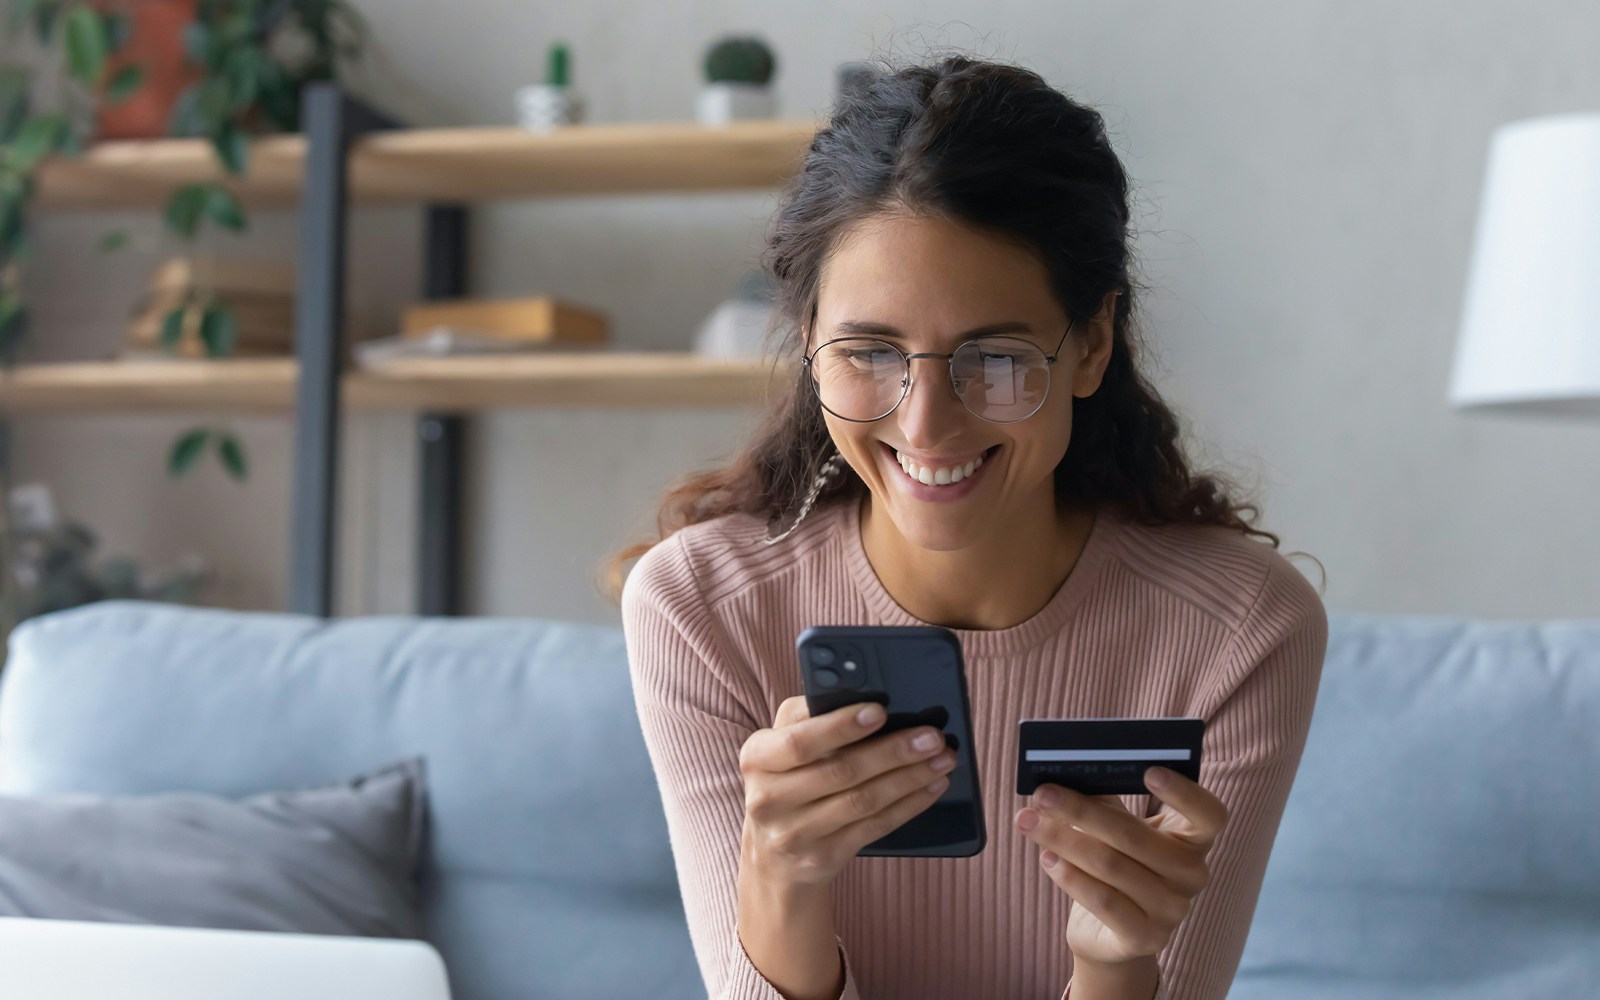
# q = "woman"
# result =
<box><xmin>614</xmin><ymin>55</ymin><xmax>1327</xmax><ymax>1000</ymax></box>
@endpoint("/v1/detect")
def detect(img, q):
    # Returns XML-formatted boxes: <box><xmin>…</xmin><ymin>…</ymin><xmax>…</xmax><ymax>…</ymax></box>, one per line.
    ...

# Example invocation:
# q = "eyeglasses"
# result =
<box><xmin>803</xmin><ymin>324</ymin><xmax>1074</xmax><ymax>423</ymax></box>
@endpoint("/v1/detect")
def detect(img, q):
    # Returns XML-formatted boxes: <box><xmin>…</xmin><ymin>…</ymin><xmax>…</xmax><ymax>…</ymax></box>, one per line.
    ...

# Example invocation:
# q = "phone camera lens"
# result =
<box><xmin>813</xmin><ymin>667</ymin><xmax>840</xmax><ymax>688</ymax></box>
<box><xmin>810</xmin><ymin>645</ymin><xmax>837</xmax><ymax>667</ymax></box>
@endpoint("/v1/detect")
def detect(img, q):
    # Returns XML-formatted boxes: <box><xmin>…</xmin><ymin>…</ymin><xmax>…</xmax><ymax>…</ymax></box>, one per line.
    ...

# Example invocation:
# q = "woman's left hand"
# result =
<box><xmin>1014</xmin><ymin>767</ymin><xmax>1230</xmax><ymax>967</ymax></box>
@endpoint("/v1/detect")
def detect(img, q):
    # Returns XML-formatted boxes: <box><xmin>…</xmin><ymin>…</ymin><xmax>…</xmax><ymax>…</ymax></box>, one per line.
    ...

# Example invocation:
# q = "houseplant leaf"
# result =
<box><xmin>211</xmin><ymin>121</ymin><xmax>248</xmax><ymax>177</ymax></box>
<box><xmin>163</xmin><ymin>183</ymin><xmax>210</xmax><ymax>238</ymax></box>
<box><xmin>204</xmin><ymin>183</ymin><xmax>245</xmax><ymax>229</ymax></box>
<box><xmin>0</xmin><ymin>292</ymin><xmax>26</xmax><ymax>354</ymax></box>
<box><xmin>168</xmin><ymin>428</ymin><xmax>210</xmax><ymax>477</ymax></box>
<box><xmin>198</xmin><ymin>302</ymin><xmax>236</xmax><ymax>357</ymax></box>
<box><xmin>9</xmin><ymin>113</ymin><xmax>67</xmax><ymax>172</ymax></box>
<box><xmin>63</xmin><ymin>7</ymin><xmax>109</xmax><ymax>87</ymax></box>
<box><xmin>216</xmin><ymin>430</ymin><xmax>248</xmax><ymax>481</ymax></box>
<box><xmin>103</xmin><ymin>64</ymin><xmax>144</xmax><ymax>106</ymax></box>
<box><xmin>0</xmin><ymin>67</ymin><xmax>29</xmax><ymax>143</ymax></box>
<box><xmin>159</xmin><ymin>305</ymin><xmax>187</xmax><ymax>351</ymax></box>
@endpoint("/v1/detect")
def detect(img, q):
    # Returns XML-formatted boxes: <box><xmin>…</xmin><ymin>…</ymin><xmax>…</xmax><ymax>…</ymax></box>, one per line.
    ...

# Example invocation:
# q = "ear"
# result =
<box><xmin>1070</xmin><ymin>290</ymin><xmax>1120</xmax><ymax>399</ymax></box>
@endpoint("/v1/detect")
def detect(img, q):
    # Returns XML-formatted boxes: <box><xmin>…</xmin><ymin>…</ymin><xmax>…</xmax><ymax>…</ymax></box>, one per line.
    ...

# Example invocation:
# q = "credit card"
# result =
<box><xmin>1017</xmin><ymin>718</ymin><xmax>1205</xmax><ymax>796</ymax></box>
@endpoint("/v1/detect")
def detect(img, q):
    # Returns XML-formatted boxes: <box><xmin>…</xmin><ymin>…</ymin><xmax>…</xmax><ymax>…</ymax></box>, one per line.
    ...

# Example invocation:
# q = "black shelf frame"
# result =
<box><xmin>289</xmin><ymin>82</ymin><xmax>464</xmax><ymax>618</ymax></box>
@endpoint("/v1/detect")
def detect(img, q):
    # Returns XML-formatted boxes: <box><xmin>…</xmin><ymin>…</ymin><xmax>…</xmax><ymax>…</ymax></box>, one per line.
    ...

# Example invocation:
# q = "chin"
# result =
<box><xmin>876</xmin><ymin>500</ymin><xmax>987</xmax><ymax>553</ymax></box>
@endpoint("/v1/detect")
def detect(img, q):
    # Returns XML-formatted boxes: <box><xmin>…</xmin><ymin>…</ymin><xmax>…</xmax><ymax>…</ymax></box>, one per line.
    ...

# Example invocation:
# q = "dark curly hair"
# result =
<box><xmin>606</xmin><ymin>54</ymin><xmax>1323</xmax><ymax>596</ymax></box>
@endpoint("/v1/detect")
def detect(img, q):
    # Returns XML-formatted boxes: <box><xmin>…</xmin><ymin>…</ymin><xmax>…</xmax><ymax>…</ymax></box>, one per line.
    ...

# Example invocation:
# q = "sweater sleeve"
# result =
<box><xmin>1148</xmin><ymin>556</ymin><xmax>1329</xmax><ymax>1000</ymax></box>
<box><xmin>621</xmin><ymin>535</ymin><xmax>865</xmax><ymax>1000</ymax></box>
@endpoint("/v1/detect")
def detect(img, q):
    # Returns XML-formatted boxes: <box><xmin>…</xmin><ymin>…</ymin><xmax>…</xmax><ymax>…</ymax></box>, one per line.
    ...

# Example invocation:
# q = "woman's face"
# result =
<box><xmin>808</xmin><ymin>211</ymin><xmax>1116</xmax><ymax>553</ymax></box>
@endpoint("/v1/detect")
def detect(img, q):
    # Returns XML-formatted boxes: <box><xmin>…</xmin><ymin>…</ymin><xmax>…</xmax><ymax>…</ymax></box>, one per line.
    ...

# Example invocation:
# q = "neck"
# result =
<box><xmin>858</xmin><ymin>493</ymin><xmax>1097</xmax><ymax>631</ymax></box>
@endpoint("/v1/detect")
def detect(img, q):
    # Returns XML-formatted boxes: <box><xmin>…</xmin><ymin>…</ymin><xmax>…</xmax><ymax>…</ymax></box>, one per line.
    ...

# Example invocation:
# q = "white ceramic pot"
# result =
<box><xmin>514</xmin><ymin>83</ymin><xmax>585</xmax><ymax>131</ymax></box>
<box><xmin>696</xmin><ymin>82</ymin><xmax>775</xmax><ymax>126</ymax></box>
<box><xmin>693</xmin><ymin>299</ymin><xmax>775</xmax><ymax>359</ymax></box>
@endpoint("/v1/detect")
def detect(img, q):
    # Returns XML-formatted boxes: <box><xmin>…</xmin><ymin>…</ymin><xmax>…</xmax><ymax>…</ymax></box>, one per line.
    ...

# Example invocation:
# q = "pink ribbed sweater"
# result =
<box><xmin>620</xmin><ymin>496</ymin><xmax>1327</xmax><ymax>1000</ymax></box>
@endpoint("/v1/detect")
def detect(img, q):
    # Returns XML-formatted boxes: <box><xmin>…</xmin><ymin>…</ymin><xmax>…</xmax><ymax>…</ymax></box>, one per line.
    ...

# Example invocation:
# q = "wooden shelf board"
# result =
<box><xmin>0</xmin><ymin>354</ymin><xmax>785</xmax><ymax>413</ymax></box>
<box><xmin>33</xmin><ymin>119</ymin><xmax>821</xmax><ymax>211</ymax></box>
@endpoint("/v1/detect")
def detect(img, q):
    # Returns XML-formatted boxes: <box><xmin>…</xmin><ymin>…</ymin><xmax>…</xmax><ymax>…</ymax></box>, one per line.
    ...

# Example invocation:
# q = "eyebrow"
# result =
<box><xmin>832</xmin><ymin>320</ymin><xmax>1036</xmax><ymax>340</ymax></box>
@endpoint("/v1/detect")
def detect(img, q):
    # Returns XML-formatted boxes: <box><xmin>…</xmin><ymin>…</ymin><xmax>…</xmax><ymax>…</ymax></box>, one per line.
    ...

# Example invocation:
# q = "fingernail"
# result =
<box><xmin>1016</xmin><ymin>809</ymin><xmax>1040</xmax><ymax>832</ymax></box>
<box><xmin>1145</xmin><ymin>767</ymin><xmax>1170</xmax><ymax>790</ymax></box>
<box><xmin>857</xmin><ymin>704</ymin><xmax>884</xmax><ymax>727</ymax></box>
<box><xmin>1033</xmin><ymin>785</ymin><xmax>1061</xmax><ymax>809</ymax></box>
<box><xmin>1041</xmin><ymin>850</ymin><xmax>1059</xmax><ymax>869</ymax></box>
<box><xmin>912</xmin><ymin>731</ymin><xmax>940</xmax><ymax>752</ymax></box>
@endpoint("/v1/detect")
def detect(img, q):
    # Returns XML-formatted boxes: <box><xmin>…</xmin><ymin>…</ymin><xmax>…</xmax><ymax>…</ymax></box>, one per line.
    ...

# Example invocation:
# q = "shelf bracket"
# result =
<box><xmin>289</xmin><ymin>83</ymin><xmax>398</xmax><ymax>618</ymax></box>
<box><xmin>418</xmin><ymin>204</ymin><xmax>469</xmax><ymax>616</ymax></box>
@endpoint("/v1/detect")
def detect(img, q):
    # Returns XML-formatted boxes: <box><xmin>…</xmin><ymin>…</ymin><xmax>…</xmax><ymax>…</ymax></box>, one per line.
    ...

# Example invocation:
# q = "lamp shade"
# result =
<box><xmin>1450</xmin><ymin>113</ymin><xmax>1600</xmax><ymax>416</ymax></box>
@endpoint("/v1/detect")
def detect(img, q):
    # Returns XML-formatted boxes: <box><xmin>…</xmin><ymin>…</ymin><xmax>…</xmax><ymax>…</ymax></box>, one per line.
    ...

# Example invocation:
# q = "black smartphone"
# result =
<box><xmin>796</xmin><ymin>625</ymin><xmax>985</xmax><ymax>858</ymax></box>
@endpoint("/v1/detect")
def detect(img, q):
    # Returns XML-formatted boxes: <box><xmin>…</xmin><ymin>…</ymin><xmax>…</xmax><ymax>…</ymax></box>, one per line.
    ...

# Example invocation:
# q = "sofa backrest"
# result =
<box><xmin>9</xmin><ymin>601</ymin><xmax>1597</xmax><ymax>1000</ymax></box>
<box><xmin>0</xmin><ymin>600</ymin><xmax>703</xmax><ymax>1000</ymax></box>
<box><xmin>1230</xmin><ymin>610</ymin><xmax>1600</xmax><ymax>999</ymax></box>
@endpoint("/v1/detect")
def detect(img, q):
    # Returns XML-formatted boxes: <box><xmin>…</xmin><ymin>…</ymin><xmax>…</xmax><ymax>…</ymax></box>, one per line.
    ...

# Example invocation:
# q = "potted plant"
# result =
<box><xmin>0</xmin><ymin>483</ymin><xmax>211</xmax><ymax>661</ymax></box>
<box><xmin>696</xmin><ymin>35</ymin><xmax>776</xmax><ymax>126</ymax></box>
<box><xmin>1</xmin><ymin>0</ymin><xmax>368</xmax><ymax>484</ymax></box>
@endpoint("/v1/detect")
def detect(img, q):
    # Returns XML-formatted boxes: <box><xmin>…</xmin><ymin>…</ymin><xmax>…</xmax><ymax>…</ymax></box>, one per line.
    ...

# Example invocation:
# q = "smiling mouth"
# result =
<box><xmin>888</xmin><ymin>445</ymin><xmax>1000</xmax><ymax>486</ymax></box>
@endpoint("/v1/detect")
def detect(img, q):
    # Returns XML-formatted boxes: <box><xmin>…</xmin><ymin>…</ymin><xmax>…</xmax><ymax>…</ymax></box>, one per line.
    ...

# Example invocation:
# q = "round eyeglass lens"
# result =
<box><xmin>950</xmin><ymin>338</ymin><xmax>1052</xmax><ymax>422</ymax></box>
<box><xmin>810</xmin><ymin>339</ymin><xmax>907</xmax><ymax>421</ymax></box>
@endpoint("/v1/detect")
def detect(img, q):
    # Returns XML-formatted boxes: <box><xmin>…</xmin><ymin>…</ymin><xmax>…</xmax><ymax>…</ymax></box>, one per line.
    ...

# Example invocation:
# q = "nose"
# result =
<box><xmin>894</xmin><ymin>356</ymin><xmax>969</xmax><ymax>450</ymax></box>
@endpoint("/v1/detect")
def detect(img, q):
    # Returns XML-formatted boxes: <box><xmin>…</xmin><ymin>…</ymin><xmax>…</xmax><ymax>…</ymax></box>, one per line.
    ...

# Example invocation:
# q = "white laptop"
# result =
<box><xmin>0</xmin><ymin>917</ymin><xmax>452</xmax><ymax>1000</ymax></box>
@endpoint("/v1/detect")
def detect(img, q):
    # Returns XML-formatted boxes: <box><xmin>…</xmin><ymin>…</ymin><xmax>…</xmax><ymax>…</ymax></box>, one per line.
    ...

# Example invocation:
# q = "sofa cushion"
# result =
<box><xmin>0</xmin><ymin>758</ymin><xmax>425</xmax><ymax>937</ymax></box>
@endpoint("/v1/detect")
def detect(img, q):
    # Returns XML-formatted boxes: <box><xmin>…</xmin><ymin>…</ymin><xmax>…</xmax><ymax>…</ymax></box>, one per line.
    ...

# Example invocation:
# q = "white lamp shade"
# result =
<box><xmin>1450</xmin><ymin>113</ymin><xmax>1600</xmax><ymax>416</ymax></box>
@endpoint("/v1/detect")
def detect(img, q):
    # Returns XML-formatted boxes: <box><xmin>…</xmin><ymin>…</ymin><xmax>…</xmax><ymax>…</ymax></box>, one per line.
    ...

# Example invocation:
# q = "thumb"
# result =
<box><xmin>772</xmin><ymin>695</ymin><xmax>811</xmax><ymax>729</ymax></box>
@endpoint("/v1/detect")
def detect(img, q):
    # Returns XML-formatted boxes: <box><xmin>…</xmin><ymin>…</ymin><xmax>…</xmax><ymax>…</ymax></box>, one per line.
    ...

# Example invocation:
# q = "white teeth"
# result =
<box><xmin>893</xmin><ymin>449</ymin><xmax>988</xmax><ymax>488</ymax></box>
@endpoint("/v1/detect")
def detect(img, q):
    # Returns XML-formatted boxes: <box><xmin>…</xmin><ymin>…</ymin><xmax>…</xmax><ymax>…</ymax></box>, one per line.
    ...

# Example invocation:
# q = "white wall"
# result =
<box><xmin>16</xmin><ymin>1</ymin><xmax>1600</xmax><ymax>624</ymax></box>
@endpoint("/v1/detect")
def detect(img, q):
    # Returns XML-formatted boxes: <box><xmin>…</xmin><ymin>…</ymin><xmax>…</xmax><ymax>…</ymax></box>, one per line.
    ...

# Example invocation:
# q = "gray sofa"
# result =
<box><xmin>0</xmin><ymin>600</ymin><xmax>1595</xmax><ymax>999</ymax></box>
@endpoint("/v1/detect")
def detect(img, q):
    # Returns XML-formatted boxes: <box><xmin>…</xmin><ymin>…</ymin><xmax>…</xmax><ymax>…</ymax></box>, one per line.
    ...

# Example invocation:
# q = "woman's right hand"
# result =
<box><xmin>737</xmin><ymin>695</ymin><xmax>958</xmax><ymax>886</ymax></box>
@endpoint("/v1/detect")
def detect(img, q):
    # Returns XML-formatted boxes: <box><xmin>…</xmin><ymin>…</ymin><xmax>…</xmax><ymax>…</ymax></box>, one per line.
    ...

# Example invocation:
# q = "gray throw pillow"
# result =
<box><xmin>0</xmin><ymin>757</ymin><xmax>427</xmax><ymax>938</ymax></box>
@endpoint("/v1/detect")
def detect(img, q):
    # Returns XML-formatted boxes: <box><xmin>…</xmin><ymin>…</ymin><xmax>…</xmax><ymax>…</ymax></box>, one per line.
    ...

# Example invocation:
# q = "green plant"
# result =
<box><xmin>0</xmin><ymin>507</ymin><xmax>211</xmax><ymax>640</ymax></box>
<box><xmin>154</xmin><ymin>0</ymin><xmax>369</xmax><ymax>481</ymax></box>
<box><xmin>1</xmin><ymin>0</ymin><xmax>367</xmax><ymax>485</ymax></box>
<box><xmin>2</xmin><ymin>2</ymin><xmax>141</xmax><ymax>362</ymax></box>
<box><xmin>703</xmin><ymin>35</ymin><xmax>775</xmax><ymax>86</ymax></box>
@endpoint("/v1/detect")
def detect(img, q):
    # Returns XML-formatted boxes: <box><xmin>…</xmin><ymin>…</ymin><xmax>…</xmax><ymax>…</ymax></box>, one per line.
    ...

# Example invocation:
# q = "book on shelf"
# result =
<box><xmin>400</xmin><ymin>296</ymin><xmax>609</xmax><ymax>346</ymax></box>
<box><xmin>354</xmin><ymin>327</ymin><xmax>593</xmax><ymax>368</ymax></box>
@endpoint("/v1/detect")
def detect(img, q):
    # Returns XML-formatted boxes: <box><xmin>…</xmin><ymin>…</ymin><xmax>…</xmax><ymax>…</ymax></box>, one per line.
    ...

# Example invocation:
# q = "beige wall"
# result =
<box><xmin>16</xmin><ymin>1</ymin><xmax>1600</xmax><ymax>623</ymax></box>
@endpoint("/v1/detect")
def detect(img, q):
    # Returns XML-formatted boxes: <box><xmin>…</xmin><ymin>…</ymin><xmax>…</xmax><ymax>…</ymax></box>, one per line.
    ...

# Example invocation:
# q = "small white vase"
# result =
<box><xmin>696</xmin><ymin>82</ymin><xmax>775</xmax><ymax>126</ymax></box>
<box><xmin>515</xmin><ymin>83</ymin><xmax>585</xmax><ymax>131</ymax></box>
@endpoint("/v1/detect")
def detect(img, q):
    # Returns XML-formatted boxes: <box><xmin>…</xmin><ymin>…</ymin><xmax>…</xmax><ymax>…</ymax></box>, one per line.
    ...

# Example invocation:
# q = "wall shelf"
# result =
<box><xmin>15</xmin><ymin>85</ymin><xmax>816</xmax><ymax>615</ymax></box>
<box><xmin>0</xmin><ymin>354</ymin><xmax>785</xmax><ymax>414</ymax></box>
<box><xmin>32</xmin><ymin>118</ymin><xmax>821</xmax><ymax>210</ymax></box>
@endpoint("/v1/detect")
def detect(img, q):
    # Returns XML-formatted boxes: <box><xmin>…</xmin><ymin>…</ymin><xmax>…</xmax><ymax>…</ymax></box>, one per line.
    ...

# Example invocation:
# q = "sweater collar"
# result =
<box><xmin>833</xmin><ymin>493</ymin><xmax>1121</xmax><ymax>657</ymax></box>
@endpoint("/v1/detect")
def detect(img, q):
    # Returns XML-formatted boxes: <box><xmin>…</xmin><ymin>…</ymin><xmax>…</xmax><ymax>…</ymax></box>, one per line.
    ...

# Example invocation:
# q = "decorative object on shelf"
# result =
<box><xmin>515</xmin><ymin>41</ymin><xmax>584</xmax><ymax>132</ymax></box>
<box><xmin>354</xmin><ymin>329</ymin><xmax>547</xmax><ymax>369</ymax></box>
<box><xmin>400</xmin><ymin>295</ymin><xmax>609</xmax><ymax>347</ymax></box>
<box><xmin>693</xmin><ymin>269</ymin><xmax>777</xmax><ymax>360</ymax></box>
<box><xmin>124</xmin><ymin>255</ymin><xmax>296</xmax><ymax>359</ymax></box>
<box><xmin>0</xmin><ymin>483</ymin><xmax>211</xmax><ymax>647</ymax></box>
<box><xmin>94</xmin><ymin>0</ymin><xmax>202</xmax><ymax>140</ymax></box>
<box><xmin>696</xmin><ymin>35</ymin><xmax>777</xmax><ymax>126</ymax></box>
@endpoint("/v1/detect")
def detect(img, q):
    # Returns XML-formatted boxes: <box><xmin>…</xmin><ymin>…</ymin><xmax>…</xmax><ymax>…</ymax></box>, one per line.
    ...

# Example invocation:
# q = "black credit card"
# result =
<box><xmin>1017</xmin><ymin>718</ymin><xmax>1205</xmax><ymax>796</ymax></box>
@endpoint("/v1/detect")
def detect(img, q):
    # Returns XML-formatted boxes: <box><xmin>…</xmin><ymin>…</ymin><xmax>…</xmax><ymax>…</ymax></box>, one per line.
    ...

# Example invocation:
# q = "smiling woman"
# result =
<box><xmin>609</xmin><ymin>55</ymin><xmax>1328</xmax><ymax>1000</ymax></box>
